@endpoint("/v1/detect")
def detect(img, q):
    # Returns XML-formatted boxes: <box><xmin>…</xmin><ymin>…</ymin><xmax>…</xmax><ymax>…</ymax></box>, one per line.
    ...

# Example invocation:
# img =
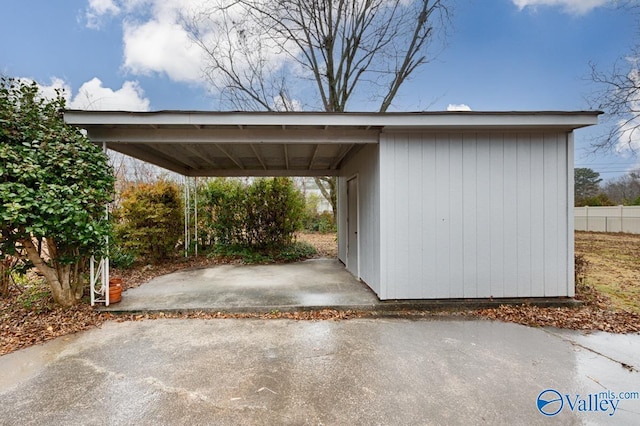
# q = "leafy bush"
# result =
<box><xmin>113</xmin><ymin>180</ymin><xmax>183</xmax><ymax>263</ymax></box>
<box><xmin>212</xmin><ymin>240</ymin><xmax>316</xmax><ymax>264</ymax></box>
<box><xmin>577</xmin><ymin>193</ymin><xmax>614</xmax><ymax>207</ymax></box>
<box><xmin>244</xmin><ymin>178</ymin><xmax>305</xmax><ymax>248</ymax></box>
<box><xmin>199</xmin><ymin>178</ymin><xmax>247</xmax><ymax>249</ymax></box>
<box><xmin>108</xmin><ymin>244</ymin><xmax>136</xmax><ymax>269</ymax></box>
<box><xmin>276</xmin><ymin>241</ymin><xmax>317</xmax><ymax>262</ymax></box>
<box><xmin>303</xmin><ymin>211</ymin><xmax>336</xmax><ymax>233</ymax></box>
<box><xmin>301</xmin><ymin>192</ymin><xmax>336</xmax><ymax>233</ymax></box>
<box><xmin>199</xmin><ymin>177</ymin><xmax>305</xmax><ymax>250</ymax></box>
<box><xmin>0</xmin><ymin>77</ymin><xmax>115</xmax><ymax>306</ymax></box>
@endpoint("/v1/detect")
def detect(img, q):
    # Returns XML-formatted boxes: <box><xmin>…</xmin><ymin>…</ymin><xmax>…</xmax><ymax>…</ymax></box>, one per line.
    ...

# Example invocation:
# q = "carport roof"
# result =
<box><xmin>64</xmin><ymin>110</ymin><xmax>600</xmax><ymax>177</ymax></box>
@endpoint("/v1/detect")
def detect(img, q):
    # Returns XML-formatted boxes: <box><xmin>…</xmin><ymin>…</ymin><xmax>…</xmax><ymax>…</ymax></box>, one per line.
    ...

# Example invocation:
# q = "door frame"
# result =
<box><xmin>346</xmin><ymin>174</ymin><xmax>360</xmax><ymax>278</ymax></box>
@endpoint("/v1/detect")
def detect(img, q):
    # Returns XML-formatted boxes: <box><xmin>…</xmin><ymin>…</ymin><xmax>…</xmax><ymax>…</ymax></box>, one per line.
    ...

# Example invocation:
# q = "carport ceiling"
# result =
<box><xmin>64</xmin><ymin>110</ymin><xmax>600</xmax><ymax>177</ymax></box>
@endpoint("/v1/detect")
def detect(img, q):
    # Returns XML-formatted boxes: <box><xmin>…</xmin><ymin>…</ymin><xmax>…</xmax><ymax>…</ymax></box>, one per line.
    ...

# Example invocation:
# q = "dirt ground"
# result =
<box><xmin>574</xmin><ymin>231</ymin><xmax>640</xmax><ymax>313</ymax></box>
<box><xmin>296</xmin><ymin>232</ymin><xmax>338</xmax><ymax>258</ymax></box>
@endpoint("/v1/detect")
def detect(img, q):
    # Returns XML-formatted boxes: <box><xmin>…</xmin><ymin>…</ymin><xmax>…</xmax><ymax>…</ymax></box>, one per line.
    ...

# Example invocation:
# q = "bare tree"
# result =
<box><xmin>602</xmin><ymin>170</ymin><xmax>640</xmax><ymax>204</ymax></box>
<box><xmin>588</xmin><ymin>2</ymin><xmax>640</xmax><ymax>154</ymax></box>
<box><xmin>589</xmin><ymin>53</ymin><xmax>640</xmax><ymax>153</ymax></box>
<box><xmin>184</xmin><ymin>0</ymin><xmax>449</xmax><ymax>112</ymax></box>
<box><xmin>182</xmin><ymin>0</ymin><xmax>450</xmax><ymax>211</ymax></box>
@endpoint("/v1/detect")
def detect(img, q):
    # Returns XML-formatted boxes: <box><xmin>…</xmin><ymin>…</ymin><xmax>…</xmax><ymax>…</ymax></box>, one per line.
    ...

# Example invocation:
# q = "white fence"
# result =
<box><xmin>575</xmin><ymin>205</ymin><xmax>640</xmax><ymax>234</ymax></box>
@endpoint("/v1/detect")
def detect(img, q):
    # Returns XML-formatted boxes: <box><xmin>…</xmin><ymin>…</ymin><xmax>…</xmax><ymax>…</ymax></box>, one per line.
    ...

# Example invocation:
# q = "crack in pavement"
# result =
<box><xmin>543</xmin><ymin>329</ymin><xmax>638</xmax><ymax>373</ymax></box>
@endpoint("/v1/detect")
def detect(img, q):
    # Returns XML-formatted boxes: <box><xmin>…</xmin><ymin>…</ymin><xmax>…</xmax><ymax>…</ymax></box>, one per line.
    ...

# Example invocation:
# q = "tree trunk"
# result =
<box><xmin>20</xmin><ymin>238</ymin><xmax>81</xmax><ymax>307</ymax></box>
<box><xmin>314</xmin><ymin>177</ymin><xmax>337</xmax><ymax>218</ymax></box>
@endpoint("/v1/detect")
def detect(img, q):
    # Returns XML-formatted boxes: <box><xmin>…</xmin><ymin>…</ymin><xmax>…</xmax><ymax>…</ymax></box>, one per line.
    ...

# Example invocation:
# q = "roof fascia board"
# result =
<box><xmin>64</xmin><ymin>110</ymin><xmax>600</xmax><ymax>131</ymax></box>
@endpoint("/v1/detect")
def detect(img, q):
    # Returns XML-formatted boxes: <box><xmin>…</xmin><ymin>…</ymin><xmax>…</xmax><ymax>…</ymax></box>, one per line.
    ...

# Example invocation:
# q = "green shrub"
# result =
<box><xmin>212</xmin><ymin>240</ymin><xmax>316</xmax><ymax>264</ymax></box>
<box><xmin>577</xmin><ymin>193</ymin><xmax>614</xmax><ymax>207</ymax></box>
<box><xmin>245</xmin><ymin>178</ymin><xmax>305</xmax><ymax>248</ymax></box>
<box><xmin>198</xmin><ymin>178</ymin><xmax>246</xmax><ymax>249</ymax></box>
<box><xmin>276</xmin><ymin>241</ymin><xmax>317</xmax><ymax>262</ymax></box>
<box><xmin>108</xmin><ymin>244</ymin><xmax>136</xmax><ymax>269</ymax></box>
<box><xmin>301</xmin><ymin>192</ymin><xmax>335</xmax><ymax>233</ymax></box>
<box><xmin>198</xmin><ymin>177</ymin><xmax>305</xmax><ymax>250</ymax></box>
<box><xmin>113</xmin><ymin>180</ymin><xmax>183</xmax><ymax>263</ymax></box>
<box><xmin>303</xmin><ymin>211</ymin><xmax>336</xmax><ymax>233</ymax></box>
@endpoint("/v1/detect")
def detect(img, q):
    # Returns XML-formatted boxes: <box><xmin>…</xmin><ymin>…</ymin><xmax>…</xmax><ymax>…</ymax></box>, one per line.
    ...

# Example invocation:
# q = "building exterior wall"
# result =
<box><xmin>337</xmin><ymin>144</ymin><xmax>381</xmax><ymax>295</ymax></box>
<box><xmin>379</xmin><ymin>131</ymin><xmax>574</xmax><ymax>299</ymax></box>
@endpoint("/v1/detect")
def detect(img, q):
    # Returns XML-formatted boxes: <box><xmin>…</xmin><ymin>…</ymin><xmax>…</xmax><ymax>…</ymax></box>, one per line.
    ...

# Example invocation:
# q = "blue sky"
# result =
<box><xmin>1</xmin><ymin>0</ymin><xmax>638</xmax><ymax>178</ymax></box>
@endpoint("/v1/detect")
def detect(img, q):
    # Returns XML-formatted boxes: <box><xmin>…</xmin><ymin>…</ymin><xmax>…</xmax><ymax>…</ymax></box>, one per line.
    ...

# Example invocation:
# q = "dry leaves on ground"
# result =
<box><xmin>2</xmin><ymin>231</ymin><xmax>639</xmax><ymax>357</ymax></box>
<box><xmin>0</xmin><ymin>289</ymin><xmax>105</xmax><ymax>356</ymax></box>
<box><xmin>475</xmin><ymin>304</ymin><xmax>640</xmax><ymax>334</ymax></box>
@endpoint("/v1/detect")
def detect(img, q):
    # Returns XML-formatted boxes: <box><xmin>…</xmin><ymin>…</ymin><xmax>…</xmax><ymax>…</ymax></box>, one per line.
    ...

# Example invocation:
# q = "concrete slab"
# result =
<box><xmin>1</xmin><ymin>318</ymin><xmax>639</xmax><ymax>425</ymax></box>
<box><xmin>103</xmin><ymin>258</ymin><xmax>578</xmax><ymax>314</ymax></box>
<box><xmin>104</xmin><ymin>259</ymin><xmax>379</xmax><ymax>313</ymax></box>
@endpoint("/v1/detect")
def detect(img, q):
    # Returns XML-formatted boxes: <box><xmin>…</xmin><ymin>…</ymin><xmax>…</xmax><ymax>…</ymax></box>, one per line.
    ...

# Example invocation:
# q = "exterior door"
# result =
<box><xmin>347</xmin><ymin>176</ymin><xmax>358</xmax><ymax>277</ymax></box>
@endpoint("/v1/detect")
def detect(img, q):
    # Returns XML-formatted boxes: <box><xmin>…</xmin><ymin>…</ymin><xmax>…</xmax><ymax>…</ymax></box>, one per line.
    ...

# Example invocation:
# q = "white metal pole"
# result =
<box><xmin>194</xmin><ymin>177</ymin><xmax>198</xmax><ymax>257</ymax></box>
<box><xmin>103</xmin><ymin>142</ymin><xmax>110</xmax><ymax>306</ymax></box>
<box><xmin>184</xmin><ymin>176</ymin><xmax>189</xmax><ymax>257</ymax></box>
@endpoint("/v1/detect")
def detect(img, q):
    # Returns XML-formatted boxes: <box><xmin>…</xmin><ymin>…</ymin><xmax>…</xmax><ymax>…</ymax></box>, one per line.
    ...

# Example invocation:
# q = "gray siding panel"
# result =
<box><xmin>338</xmin><ymin>144</ymin><xmax>380</xmax><ymax>295</ymax></box>
<box><xmin>379</xmin><ymin>131</ymin><xmax>571</xmax><ymax>299</ymax></box>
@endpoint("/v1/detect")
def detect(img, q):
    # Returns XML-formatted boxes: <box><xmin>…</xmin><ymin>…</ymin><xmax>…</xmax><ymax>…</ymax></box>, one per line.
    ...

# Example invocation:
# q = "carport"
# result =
<box><xmin>64</xmin><ymin>110</ymin><xmax>599</xmax><ymax>304</ymax></box>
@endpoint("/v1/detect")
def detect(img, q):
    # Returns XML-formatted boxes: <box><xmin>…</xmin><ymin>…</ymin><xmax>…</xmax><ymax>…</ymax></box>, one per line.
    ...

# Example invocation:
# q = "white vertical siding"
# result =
<box><xmin>338</xmin><ymin>144</ymin><xmax>380</xmax><ymax>294</ymax></box>
<box><xmin>566</xmin><ymin>133</ymin><xmax>575</xmax><ymax>297</ymax></box>
<box><xmin>379</xmin><ymin>131</ymin><xmax>572</xmax><ymax>299</ymax></box>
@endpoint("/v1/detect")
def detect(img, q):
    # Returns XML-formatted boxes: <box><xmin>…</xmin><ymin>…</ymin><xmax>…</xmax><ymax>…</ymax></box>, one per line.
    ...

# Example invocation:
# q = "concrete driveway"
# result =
<box><xmin>1</xmin><ymin>318</ymin><xmax>639</xmax><ymax>425</ymax></box>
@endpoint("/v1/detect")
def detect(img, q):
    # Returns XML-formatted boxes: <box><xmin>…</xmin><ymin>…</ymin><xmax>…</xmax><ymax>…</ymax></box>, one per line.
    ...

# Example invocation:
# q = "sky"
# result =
<box><xmin>1</xmin><ymin>0</ymin><xmax>638</xmax><ymax>179</ymax></box>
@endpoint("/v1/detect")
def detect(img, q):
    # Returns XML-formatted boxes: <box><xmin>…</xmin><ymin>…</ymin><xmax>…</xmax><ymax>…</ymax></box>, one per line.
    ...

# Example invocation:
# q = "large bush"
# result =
<box><xmin>114</xmin><ymin>180</ymin><xmax>183</xmax><ymax>263</ymax></box>
<box><xmin>0</xmin><ymin>77</ymin><xmax>114</xmax><ymax>306</ymax></box>
<box><xmin>199</xmin><ymin>177</ymin><xmax>305</xmax><ymax>251</ymax></box>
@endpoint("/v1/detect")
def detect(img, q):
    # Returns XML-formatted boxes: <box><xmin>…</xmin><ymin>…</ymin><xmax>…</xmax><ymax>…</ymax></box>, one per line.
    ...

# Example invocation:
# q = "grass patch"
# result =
<box><xmin>575</xmin><ymin>231</ymin><xmax>640</xmax><ymax>314</ymax></box>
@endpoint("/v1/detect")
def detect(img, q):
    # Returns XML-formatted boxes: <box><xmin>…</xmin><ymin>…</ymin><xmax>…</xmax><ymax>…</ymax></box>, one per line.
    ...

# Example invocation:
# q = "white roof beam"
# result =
<box><xmin>215</xmin><ymin>144</ymin><xmax>244</xmax><ymax>169</ymax></box>
<box><xmin>150</xmin><ymin>144</ymin><xmax>200</xmax><ymax>169</ymax></box>
<box><xmin>249</xmin><ymin>144</ymin><xmax>267</xmax><ymax>170</ymax></box>
<box><xmin>186</xmin><ymin>168</ymin><xmax>339</xmax><ymax>177</ymax></box>
<box><xmin>284</xmin><ymin>145</ymin><xmax>289</xmax><ymax>170</ymax></box>
<box><xmin>308</xmin><ymin>144</ymin><xmax>320</xmax><ymax>170</ymax></box>
<box><xmin>330</xmin><ymin>144</ymin><xmax>355</xmax><ymax>170</ymax></box>
<box><xmin>182</xmin><ymin>144</ymin><xmax>220</xmax><ymax>169</ymax></box>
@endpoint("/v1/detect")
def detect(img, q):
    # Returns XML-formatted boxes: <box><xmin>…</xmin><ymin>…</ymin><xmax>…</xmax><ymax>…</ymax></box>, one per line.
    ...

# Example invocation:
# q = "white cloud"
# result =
<box><xmin>85</xmin><ymin>0</ymin><xmax>210</xmax><ymax>83</ymax></box>
<box><xmin>512</xmin><ymin>0</ymin><xmax>609</xmax><ymax>15</ymax></box>
<box><xmin>18</xmin><ymin>76</ymin><xmax>150</xmax><ymax>111</ymax></box>
<box><xmin>447</xmin><ymin>103</ymin><xmax>472</xmax><ymax>111</ymax></box>
<box><xmin>68</xmin><ymin>77</ymin><xmax>150</xmax><ymax>110</ymax></box>
<box><xmin>33</xmin><ymin>77</ymin><xmax>73</xmax><ymax>101</ymax></box>
<box><xmin>86</xmin><ymin>0</ymin><xmax>295</xmax><ymax>91</ymax></box>
<box><xmin>122</xmin><ymin>19</ymin><xmax>204</xmax><ymax>83</ymax></box>
<box><xmin>272</xmin><ymin>95</ymin><xmax>303</xmax><ymax>112</ymax></box>
<box><xmin>86</xmin><ymin>0</ymin><xmax>121</xmax><ymax>29</ymax></box>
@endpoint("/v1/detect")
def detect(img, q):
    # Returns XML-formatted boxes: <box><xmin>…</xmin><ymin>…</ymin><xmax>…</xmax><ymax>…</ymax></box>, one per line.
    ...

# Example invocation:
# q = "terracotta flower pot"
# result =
<box><xmin>108</xmin><ymin>278</ymin><xmax>123</xmax><ymax>304</ymax></box>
